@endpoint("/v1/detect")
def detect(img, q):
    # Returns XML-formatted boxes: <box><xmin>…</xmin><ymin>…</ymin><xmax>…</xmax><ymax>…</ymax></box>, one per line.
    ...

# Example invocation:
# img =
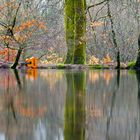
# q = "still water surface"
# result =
<box><xmin>0</xmin><ymin>69</ymin><xmax>139</xmax><ymax>140</ymax></box>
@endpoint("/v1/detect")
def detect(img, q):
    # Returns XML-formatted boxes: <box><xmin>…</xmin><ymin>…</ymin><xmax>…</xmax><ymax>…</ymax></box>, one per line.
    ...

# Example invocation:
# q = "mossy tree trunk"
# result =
<box><xmin>135</xmin><ymin>35</ymin><xmax>140</xmax><ymax>68</ymax></box>
<box><xmin>64</xmin><ymin>0</ymin><xmax>86</xmax><ymax>64</ymax></box>
<box><xmin>73</xmin><ymin>0</ymin><xmax>86</xmax><ymax>64</ymax></box>
<box><xmin>64</xmin><ymin>0</ymin><xmax>75</xmax><ymax>64</ymax></box>
<box><xmin>64</xmin><ymin>71</ymin><xmax>86</xmax><ymax>140</ymax></box>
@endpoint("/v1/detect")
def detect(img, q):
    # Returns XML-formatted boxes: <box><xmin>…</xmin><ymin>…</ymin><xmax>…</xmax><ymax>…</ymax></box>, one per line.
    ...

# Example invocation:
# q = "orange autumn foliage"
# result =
<box><xmin>90</xmin><ymin>21</ymin><xmax>104</xmax><ymax>27</ymax></box>
<box><xmin>13</xmin><ymin>20</ymin><xmax>47</xmax><ymax>43</ymax></box>
<box><xmin>103</xmin><ymin>54</ymin><xmax>112</xmax><ymax>64</ymax></box>
<box><xmin>88</xmin><ymin>55</ymin><xmax>100</xmax><ymax>65</ymax></box>
<box><xmin>0</xmin><ymin>1</ymin><xmax>47</xmax><ymax>45</ymax></box>
<box><xmin>0</xmin><ymin>0</ymin><xmax>16</xmax><ymax>10</ymax></box>
<box><xmin>14</xmin><ymin>20</ymin><xmax>36</xmax><ymax>32</ymax></box>
<box><xmin>0</xmin><ymin>48</ymin><xmax>16</xmax><ymax>62</ymax></box>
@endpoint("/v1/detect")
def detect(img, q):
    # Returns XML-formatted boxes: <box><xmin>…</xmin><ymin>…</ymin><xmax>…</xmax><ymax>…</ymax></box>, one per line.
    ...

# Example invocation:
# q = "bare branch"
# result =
<box><xmin>87</xmin><ymin>0</ymin><xmax>109</xmax><ymax>11</ymax></box>
<box><xmin>11</xmin><ymin>2</ymin><xmax>21</xmax><ymax>30</ymax></box>
<box><xmin>0</xmin><ymin>21</ymin><xmax>7</xmax><ymax>28</ymax></box>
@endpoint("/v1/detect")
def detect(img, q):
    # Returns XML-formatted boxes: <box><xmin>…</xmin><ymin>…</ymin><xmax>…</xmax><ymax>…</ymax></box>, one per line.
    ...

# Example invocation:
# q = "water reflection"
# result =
<box><xmin>64</xmin><ymin>71</ymin><xmax>85</xmax><ymax>140</ymax></box>
<box><xmin>13</xmin><ymin>69</ymin><xmax>22</xmax><ymax>89</ymax></box>
<box><xmin>88</xmin><ymin>70</ymin><xmax>115</xmax><ymax>85</ymax></box>
<box><xmin>106</xmin><ymin>70</ymin><xmax>120</xmax><ymax>140</ymax></box>
<box><xmin>0</xmin><ymin>69</ymin><xmax>139</xmax><ymax>140</ymax></box>
<box><xmin>136</xmin><ymin>71</ymin><xmax>140</xmax><ymax>140</ymax></box>
<box><xmin>86</xmin><ymin>70</ymin><xmax>138</xmax><ymax>140</ymax></box>
<box><xmin>136</xmin><ymin>70</ymin><xmax>140</xmax><ymax>101</ymax></box>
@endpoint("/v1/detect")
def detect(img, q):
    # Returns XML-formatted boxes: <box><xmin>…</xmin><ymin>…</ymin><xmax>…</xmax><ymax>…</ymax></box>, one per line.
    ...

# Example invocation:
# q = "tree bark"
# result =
<box><xmin>11</xmin><ymin>48</ymin><xmax>22</xmax><ymax>69</ymax></box>
<box><xmin>64</xmin><ymin>0</ymin><xmax>86</xmax><ymax>64</ymax></box>
<box><xmin>73</xmin><ymin>0</ymin><xmax>86</xmax><ymax>64</ymax></box>
<box><xmin>64</xmin><ymin>0</ymin><xmax>75</xmax><ymax>64</ymax></box>
<box><xmin>135</xmin><ymin>35</ymin><xmax>140</xmax><ymax>68</ymax></box>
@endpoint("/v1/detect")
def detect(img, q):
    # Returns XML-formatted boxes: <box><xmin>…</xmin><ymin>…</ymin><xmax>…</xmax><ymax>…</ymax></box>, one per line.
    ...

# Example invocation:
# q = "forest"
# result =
<box><xmin>0</xmin><ymin>0</ymin><xmax>139</xmax><ymax>69</ymax></box>
<box><xmin>0</xmin><ymin>1</ymin><xmax>140</xmax><ymax>140</ymax></box>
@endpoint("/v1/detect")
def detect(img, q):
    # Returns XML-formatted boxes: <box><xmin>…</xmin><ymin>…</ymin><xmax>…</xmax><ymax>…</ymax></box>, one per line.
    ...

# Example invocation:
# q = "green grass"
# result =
<box><xmin>89</xmin><ymin>64</ymin><xmax>109</xmax><ymax>69</ymax></box>
<box><xmin>57</xmin><ymin>63</ymin><xmax>66</xmax><ymax>69</ymax></box>
<box><xmin>127</xmin><ymin>61</ymin><xmax>136</xmax><ymax>69</ymax></box>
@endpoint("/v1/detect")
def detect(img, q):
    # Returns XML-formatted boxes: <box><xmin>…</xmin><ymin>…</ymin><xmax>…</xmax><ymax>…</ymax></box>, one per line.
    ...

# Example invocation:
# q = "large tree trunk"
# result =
<box><xmin>11</xmin><ymin>48</ymin><xmax>22</xmax><ymax>69</ymax></box>
<box><xmin>64</xmin><ymin>0</ymin><xmax>75</xmax><ymax>64</ymax></box>
<box><xmin>73</xmin><ymin>0</ymin><xmax>86</xmax><ymax>64</ymax></box>
<box><xmin>64</xmin><ymin>0</ymin><xmax>86</xmax><ymax>64</ymax></box>
<box><xmin>135</xmin><ymin>35</ymin><xmax>140</xmax><ymax>68</ymax></box>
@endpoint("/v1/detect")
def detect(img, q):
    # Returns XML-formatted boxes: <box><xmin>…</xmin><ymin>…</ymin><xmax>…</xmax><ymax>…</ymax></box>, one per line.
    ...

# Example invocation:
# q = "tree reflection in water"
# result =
<box><xmin>106</xmin><ymin>70</ymin><xmax>120</xmax><ymax>140</ymax></box>
<box><xmin>136</xmin><ymin>70</ymin><xmax>140</xmax><ymax>140</ymax></box>
<box><xmin>0</xmin><ymin>70</ymin><xmax>20</xmax><ymax>140</ymax></box>
<box><xmin>136</xmin><ymin>70</ymin><xmax>140</xmax><ymax>103</ymax></box>
<box><xmin>64</xmin><ymin>71</ymin><xmax>86</xmax><ymax>140</ymax></box>
<box><xmin>0</xmin><ymin>69</ymin><xmax>48</xmax><ymax>140</ymax></box>
<box><xmin>0</xmin><ymin>69</ymin><xmax>139</xmax><ymax>140</ymax></box>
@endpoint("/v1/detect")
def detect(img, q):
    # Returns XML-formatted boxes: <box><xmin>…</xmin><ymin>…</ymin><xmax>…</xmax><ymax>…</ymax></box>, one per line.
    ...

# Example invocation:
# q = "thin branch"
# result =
<box><xmin>87</xmin><ymin>9</ymin><xmax>97</xmax><ymax>46</ymax></box>
<box><xmin>87</xmin><ymin>0</ymin><xmax>109</xmax><ymax>11</ymax></box>
<box><xmin>11</xmin><ymin>2</ymin><xmax>21</xmax><ymax>30</ymax></box>
<box><xmin>0</xmin><ymin>21</ymin><xmax>7</xmax><ymax>28</ymax></box>
<box><xmin>94</xmin><ymin>15</ymin><xmax>108</xmax><ymax>22</ymax></box>
<box><xmin>38</xmin><ymin>52</ymin><xmax>48</xmax><ymax>60</ymax></box>
<box><xmin>6</xmin><ymin>46</ymin><xmax>19</xmax><ymax>50</ymax></box>
<box><xmin>93</xmin><ymin>2</ymin><xmax>108</xmax><ymax>21</ymax></box>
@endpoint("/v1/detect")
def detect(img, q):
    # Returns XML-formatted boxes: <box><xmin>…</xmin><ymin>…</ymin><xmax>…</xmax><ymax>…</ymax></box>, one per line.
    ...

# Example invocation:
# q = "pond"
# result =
<box><xmin>0</xmin><ymin>69</ymin><xmax>139</xmax><ymax>140</ymax></box>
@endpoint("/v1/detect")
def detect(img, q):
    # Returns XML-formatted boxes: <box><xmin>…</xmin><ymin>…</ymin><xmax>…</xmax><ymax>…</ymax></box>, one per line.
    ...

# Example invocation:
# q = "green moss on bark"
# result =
<box><xmin>73</xmin><ymin>0</ymin><xmax>86</xmax><ymax>64</ymax></box>
<box><xmin>64</xmin><ymin>0</ymin><xmax>86</xmax><ymax>64</ymax></box>
<box><xmin>64</xmin><ymin>0</ymin><xmax>75</xmax><ymax>64</ymax></box>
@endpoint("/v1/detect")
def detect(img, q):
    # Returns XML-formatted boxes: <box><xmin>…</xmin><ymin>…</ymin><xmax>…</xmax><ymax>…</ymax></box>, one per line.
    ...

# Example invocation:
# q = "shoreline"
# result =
<box><xmin>0</xmin><ymin>63</ymin><xmax>139</xmax><ymax>70</ymax></box>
